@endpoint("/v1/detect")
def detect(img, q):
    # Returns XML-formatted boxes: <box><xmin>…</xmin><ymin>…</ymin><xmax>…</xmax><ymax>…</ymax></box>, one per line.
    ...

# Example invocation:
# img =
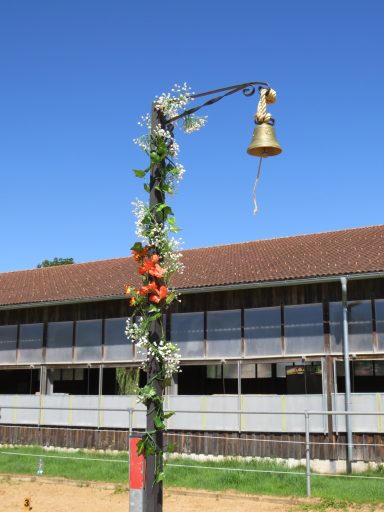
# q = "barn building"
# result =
<box><xmin>0</xmin><ymin>224</ymin><xmax>384</xmax><ymax>463</ymax></box>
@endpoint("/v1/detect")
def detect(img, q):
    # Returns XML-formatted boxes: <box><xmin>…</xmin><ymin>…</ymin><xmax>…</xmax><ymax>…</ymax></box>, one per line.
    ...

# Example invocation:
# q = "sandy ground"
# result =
<box><xmin>0</xmin><ymin>476</ymin><xmax>381</xmax><ymax>512</ymax></box>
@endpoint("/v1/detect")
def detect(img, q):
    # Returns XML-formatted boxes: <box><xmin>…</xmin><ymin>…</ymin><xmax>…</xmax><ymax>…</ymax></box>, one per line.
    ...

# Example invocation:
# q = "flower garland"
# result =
<box><xmin>125</xmin><ymin>83</ymin><xmax>207</xmax><ymax>481</ymax></box>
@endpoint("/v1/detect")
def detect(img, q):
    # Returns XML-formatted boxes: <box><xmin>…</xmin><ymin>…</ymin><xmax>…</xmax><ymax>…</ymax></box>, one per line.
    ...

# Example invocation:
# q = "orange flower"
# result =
<box><xmin>138</xmin><ymin>255</ymin><xmax>166</xmax><ymax>278</ymax></box>
<box><xmin>124</xmin><ymin>285</ymin><xmax>132</xmax><ymax>295</ymax></box>
<box><xmin>132</xmin><ymin>245</ymin><xmax>149</xmax><ymax>261</ymax></box>
<box><xmin>137</xmin><ymin>282</ymin><xmax>158</xmax><ymax>296</ymax></box>
<box><xmin>149</xmin><ymin>285</ymin><xmax>168</xmax><ymax>304</ymax></box>
<box><xmin>129</xmin><ymin>296</ymin><xmax>136</xmax><ymax>306</ymax></box>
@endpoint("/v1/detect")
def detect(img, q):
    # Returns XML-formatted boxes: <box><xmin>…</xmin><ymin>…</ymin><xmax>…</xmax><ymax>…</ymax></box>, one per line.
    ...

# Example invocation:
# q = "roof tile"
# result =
<box><xmin>0</xmin><ymin>225</ymin><xmax>383</xmax><ymax>306</ymax></box>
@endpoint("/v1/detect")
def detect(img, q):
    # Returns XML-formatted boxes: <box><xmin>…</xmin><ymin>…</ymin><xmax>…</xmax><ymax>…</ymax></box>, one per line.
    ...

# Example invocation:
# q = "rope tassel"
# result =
<box><xmin>253</xmin><ymin>157</ymin><xmax>263</xmax><ymax>215</ymax></box>
<box><xmin>255</xmin><ymin>88</ymin><xmax>277</xmax><ymax>125</ymax></box>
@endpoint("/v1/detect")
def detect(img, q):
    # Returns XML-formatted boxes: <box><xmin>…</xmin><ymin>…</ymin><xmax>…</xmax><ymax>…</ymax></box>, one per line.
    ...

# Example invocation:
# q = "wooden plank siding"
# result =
<box><xmin>1</xmin><ymin>425</ymin><xmax>384</xmax><ymax>462</ymax></box>
<box><xmin>0</xmin><ymin>278</ymin><xmax>383</xmax><ymax>326</ymax></box>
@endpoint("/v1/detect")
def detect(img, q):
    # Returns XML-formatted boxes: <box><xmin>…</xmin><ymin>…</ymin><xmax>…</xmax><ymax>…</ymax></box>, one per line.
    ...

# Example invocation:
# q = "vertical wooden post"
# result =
<box><xmin>144</xmin><ymin>104</ymin><xmax>167</xmax><ymax>512</ymax></box>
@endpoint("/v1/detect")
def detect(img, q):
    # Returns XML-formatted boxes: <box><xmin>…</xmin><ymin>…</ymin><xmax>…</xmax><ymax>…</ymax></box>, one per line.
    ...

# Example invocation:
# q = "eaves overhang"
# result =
<box><xmin>0</xmin><ymin>271</ymin><xmax>383</xmax><ymax>311</ymax></box>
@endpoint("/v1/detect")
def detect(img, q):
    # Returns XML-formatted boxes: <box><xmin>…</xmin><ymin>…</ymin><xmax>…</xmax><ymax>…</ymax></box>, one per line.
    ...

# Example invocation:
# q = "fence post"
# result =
<box><xmin>128</xmin><ymin>408</ymin><xmax>133</xmax><ymax>485</ymax></box>
<box><xmin>129</xmin><ymin>434</ymin><xmax>145</xmax><ymax>512</ymax></box>
<box><xmin>305</xmin><ymin>411</ymin><xmax>311</xmax><ymax>497</ymax></box>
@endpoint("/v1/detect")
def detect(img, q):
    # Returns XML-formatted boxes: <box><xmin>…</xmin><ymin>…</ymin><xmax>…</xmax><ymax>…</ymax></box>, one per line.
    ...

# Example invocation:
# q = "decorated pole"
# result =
<box><xmin>126</xmin><ymin>82</ymin><xmax>281</xmax><ymax>512</ymax></box>
<box><xmin>145</xmin><ymin>104</ymin><xmax>167</xmax><ymax>510</ymax></box>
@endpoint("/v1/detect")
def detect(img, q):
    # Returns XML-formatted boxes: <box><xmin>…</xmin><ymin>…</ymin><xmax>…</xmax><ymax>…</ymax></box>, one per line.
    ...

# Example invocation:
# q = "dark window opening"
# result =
<box><xmin>336</xmin><ymin>360</ymin><xmax>384</xmax><ymax>393</ymax></box>
<box><xmin>50</xmin><ymin>368</ymin><xmax>99</xmax><ymax>395</ymax></box>
<box><xmin>178</xmin><ymin>361</ymin><xmax>323</xmax><ymax>395</ymax></box>
<box><xmin>0</xmin><ymin>369</ymin><xmax>40</xmax><ymax>394</ymax></box>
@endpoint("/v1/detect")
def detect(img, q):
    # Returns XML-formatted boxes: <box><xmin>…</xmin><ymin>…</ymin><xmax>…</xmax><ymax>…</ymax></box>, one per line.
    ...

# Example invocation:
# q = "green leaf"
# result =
<box><xmin>155</xmin><ymin>471</ymin><xmax>165</xmax><ymax>483</ymax></box>
<box><xmin>150</xmin><ymin>152</ymin><xmax>161</xmax><ymax>163</ymax></box>
<box><xmin>136</xmin><ymin>439</ymin><xmax>146</xmax><ymax>456</ymax></box>
<box><xmin>130</xmin><ymin>242</ymin><xmax>143</xmax><ymax>252</ymax></box>
<box><xmin>162</xmin><ymin>184</ymin><xmax>173</xmax><ymax>194</ymax></box>
<box><xmin>170</xmin><ymin>226</ymin><xmax>181</xmax><ymax>233</ymax></box>
<box><xmin>156</xmin><ymin>204</ymin><xmax>173</xmax><ymax>218</ymax></box>
<box><xmin>148</xmin><ymin>312</ymin><xmax>162</xmax><ymax>321</ymax></box>
<box><xmin>143</xmin><ymin>183</ymin><xmax>150</xmax><ymax>193</ymax></box>
<box><xmin>133</xmin><ymin>169</ymin><xmax>147</xmax><ymax>178</ymax></box>
<box><xmin>164</xmin><ymin>411</ymin><xmax>174</xmax><ymax>419</ymax></box>
<box><xmin>165</xmin><ymin>292</ymin><xmax>176</xmax><ymax>305</ymax></box>
<box><xmin>154</xmin><ymin>415</ymin><xmax>165</xmax><ymax>429</ymax></box>
<box><xmin>167</xmin><ymin>217</ymin><xmax>176</xmax><ymax>226</ymax></box>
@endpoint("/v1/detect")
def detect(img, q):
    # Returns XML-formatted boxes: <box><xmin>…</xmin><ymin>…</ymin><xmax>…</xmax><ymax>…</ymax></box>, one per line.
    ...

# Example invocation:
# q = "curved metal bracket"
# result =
<box><xmin>166</xmin><ymin>81</ymin><xmax>269</xmax><ymax>124</ymax></box>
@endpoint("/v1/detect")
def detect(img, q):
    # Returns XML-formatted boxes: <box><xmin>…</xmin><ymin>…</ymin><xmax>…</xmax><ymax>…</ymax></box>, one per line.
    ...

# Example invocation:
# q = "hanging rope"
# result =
<box><xmin>255</xmin><ymin>88</ymin><xmax>277</xmax><ymax>125</ymax></box>
<box><xmin>253</xmin><ymin>157</ymin><xmax>263</xmax><ymax>215</ymax></box>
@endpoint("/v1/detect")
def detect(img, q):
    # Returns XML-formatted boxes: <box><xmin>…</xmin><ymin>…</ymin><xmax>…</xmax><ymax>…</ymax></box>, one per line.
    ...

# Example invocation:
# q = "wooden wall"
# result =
<box><xmin>1</xmin><ymin>425</ymin><xmax>384</xmax><ymax>462</ymax></box>
<box><xmin>1</xmin><ymin>278</ymin><xmax>383</xmax><ymax>326</ymax></box>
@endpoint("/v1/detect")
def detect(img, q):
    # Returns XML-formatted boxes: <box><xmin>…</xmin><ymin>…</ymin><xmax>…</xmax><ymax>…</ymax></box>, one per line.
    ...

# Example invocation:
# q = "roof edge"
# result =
<box><xmin>1</xmin><ymin>271</ymin><xmax>383</xmax><ymax>311</ymax></box>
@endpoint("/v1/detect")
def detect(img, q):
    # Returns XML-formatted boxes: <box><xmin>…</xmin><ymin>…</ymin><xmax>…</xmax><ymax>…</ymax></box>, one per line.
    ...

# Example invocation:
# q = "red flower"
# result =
<box><xmin>132</xmin><ymin>245</ymin><xmax>149</xmax><ymax>261</ymax></box>
<box><xmin>149</xmin><ymin>285</ymin><xmax>168</xmax><ymax>304</ymax></box>
<box><xmin>138</xmin><ymin>255</ymin><xmax>166</xmax><ymax>278</ymax></box>
<box><xmin>137</xmin><ymin>282</ymin><xmax>158</xmax><ymax>296</ymax></box>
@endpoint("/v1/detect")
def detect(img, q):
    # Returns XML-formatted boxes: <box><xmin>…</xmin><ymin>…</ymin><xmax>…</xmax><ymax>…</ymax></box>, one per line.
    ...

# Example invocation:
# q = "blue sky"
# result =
<box><xmin>1</xmin><ymin>1</ymin><xmax>383</xmax><ymax>272</ymax></box>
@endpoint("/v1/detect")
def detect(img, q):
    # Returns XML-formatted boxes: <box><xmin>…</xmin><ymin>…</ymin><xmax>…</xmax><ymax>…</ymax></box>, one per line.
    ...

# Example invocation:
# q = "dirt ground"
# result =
<box><xmin>0</xmin><ymin>476</ymin><xmax>381</xmax><ymax>512</ymax></box>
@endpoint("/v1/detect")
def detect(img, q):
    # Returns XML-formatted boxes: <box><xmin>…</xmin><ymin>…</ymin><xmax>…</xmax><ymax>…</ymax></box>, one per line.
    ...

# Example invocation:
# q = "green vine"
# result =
<box><xmin>126</xmin><ymin>83</ymin><xmax>207</xmax><ymax>481</ymax></box>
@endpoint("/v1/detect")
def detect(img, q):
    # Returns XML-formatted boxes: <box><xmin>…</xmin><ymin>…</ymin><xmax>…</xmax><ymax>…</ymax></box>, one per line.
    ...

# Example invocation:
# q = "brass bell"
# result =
<box><xmin>247</xmin><ymin>122</ymin><xmax>282</xmax><ymax>157</ymax></box>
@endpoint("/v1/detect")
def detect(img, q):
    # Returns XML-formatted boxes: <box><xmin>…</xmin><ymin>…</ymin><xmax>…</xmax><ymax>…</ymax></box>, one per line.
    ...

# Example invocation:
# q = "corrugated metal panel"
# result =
<box><xmin>0</xmin><ymin>393</ymin><xmax>383</xmax><ymax>433</ymax></box>
<box><xmin>0</xmin><ymin>395</ymin><xmax>40</xmax><ymax>424</ymax></box>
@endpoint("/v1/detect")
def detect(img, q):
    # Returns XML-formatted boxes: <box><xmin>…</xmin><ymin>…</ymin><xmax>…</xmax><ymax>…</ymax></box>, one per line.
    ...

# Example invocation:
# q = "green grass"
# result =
<box><xmin>165</xmin><ymin>457</ymin><xmax>384</xmax><ymax>503</ymax></box>
<box><xmin>0</xmin><ymin>446</ymin><xmax>128</xmax><ymax>483</ymax></box>
<box><xmin>0</xmin><ymin>446</ymin><xmax>383</xmax><ymax>504</ymax></box>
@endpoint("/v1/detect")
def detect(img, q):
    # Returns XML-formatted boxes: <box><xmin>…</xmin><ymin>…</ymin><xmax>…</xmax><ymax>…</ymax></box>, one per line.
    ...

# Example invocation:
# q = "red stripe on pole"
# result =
<box><xmin>130</xmin><ymin>437</ymin><xmax>145</xmax><ymax>490</ymax></box>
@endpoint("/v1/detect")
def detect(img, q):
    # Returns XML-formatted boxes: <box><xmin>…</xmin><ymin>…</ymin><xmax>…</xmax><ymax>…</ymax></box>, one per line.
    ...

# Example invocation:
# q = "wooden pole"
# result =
<box><xmin>144</xmin><ymin>103</ymin><xmax>166</xmax><ymax>512</ymax></box>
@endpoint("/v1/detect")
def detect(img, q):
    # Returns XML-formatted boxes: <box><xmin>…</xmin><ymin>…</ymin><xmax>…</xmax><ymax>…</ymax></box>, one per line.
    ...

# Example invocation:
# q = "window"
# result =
<box><xmin>206</xmin><ymin>310</ymin><xmax>241</xmax><ymax>358</ymax></box>
<box><xmin>205</xmin><ymin>363</ymin><xmax>238</xmax><ymax>393</ymax></box>
<box><xmin>349</xmin><ymin>301</ymin><xmax>373</xmax><ymax>352</ymax></box>
<box><xmin>46</xmin><ymin>322</ymin><xmax>73</xmax><ymax>363</ymax></box>
<box><xmin>171</xmin><ymin>312</ymin><xmax>204</xmax><ymax>358</ymax></box>
<box><xmin>49</xmin><ymin>367</ymin><xmax>99</xmax><ymax>395</ymax></box>
<box><xmin>0</xmin><ymin>369</ymin><xmax>40</xmax><ymax>394</ymax></box>
<box><xmin>104</xmin><ymin>318</ymin><xmax>133</xmax><ymax>362</ymax></box>
<box><xmin>256</xmin><ymin>363</ymin><xmax>272</xmax><ymax>378</ymax></box>
<box><xmin>375</xmin><ymin>300</ymin><xmax>384</xmax><ymax>352</ymax></box>
<box><xmin>244</xmin><ymin>307</ymin><xmax>281</xmax><ymax>356</ymax></box>
<box><xmin>284</xmin><ymin>304</ymin><xmax>324</xmax><ymax>355</ymax></box>
<box><xmin>241</xmin><ymin>364</ymin><xmax>256</xmax><ymax>379</ymax></box>
<box><xmin>329</xmin><ymin>302</ymin><xmax>343</xmax><ymax>353</ymax></box>
<box><xmin>330</xmin><ymin>301</ymin><xmax>374</xmax><ymax>353</ymax></box>
<box><xmin>0</xmin><ymin>325</ymin><xmax>17</xmax><ymax>364</ymax></box>
<box><xmin>336</xmin><ymin>360</ymin><xmax>384</xmax><ymax>393</ymax></box>
<box><xmin>285</xmin><ymin>362</ymin><xmax>322</xmax><ymax>394</ymax></box>
<box><xmin>75</xmin><ymin>320</ymin><xmax>102</xmax><ymax>362</ymax></box>
<box><xmin>18</xmin><ymin>324</ymin><xmax>44</xmax><ymax>364</ymax></box>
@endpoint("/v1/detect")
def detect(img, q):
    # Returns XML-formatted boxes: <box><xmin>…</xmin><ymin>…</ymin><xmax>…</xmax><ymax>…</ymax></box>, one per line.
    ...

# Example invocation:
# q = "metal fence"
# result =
<box><xmin>1</xmin><ymin>401</ymin><xmax>384</xmax><ymax>499</ymax></box>
<box><xmin>1</xmin><ymin>393</ymin><xmax>384</xmax><ymax>433</ymax></box>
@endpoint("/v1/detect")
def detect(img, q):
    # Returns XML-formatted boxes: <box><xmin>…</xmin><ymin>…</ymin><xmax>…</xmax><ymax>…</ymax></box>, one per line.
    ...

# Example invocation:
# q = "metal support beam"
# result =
<box><xmin>341</xmin><ymin>276</ymin><xmax>353</xmax><ymax>473</ymax></box>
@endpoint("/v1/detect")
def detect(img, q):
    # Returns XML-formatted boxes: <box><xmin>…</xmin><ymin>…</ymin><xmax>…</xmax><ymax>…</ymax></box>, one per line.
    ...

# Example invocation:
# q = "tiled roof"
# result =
<box><xmin>0</xmin><ymin>225</ymin><xmax>383</xmax><ymax>307</ymax></box>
